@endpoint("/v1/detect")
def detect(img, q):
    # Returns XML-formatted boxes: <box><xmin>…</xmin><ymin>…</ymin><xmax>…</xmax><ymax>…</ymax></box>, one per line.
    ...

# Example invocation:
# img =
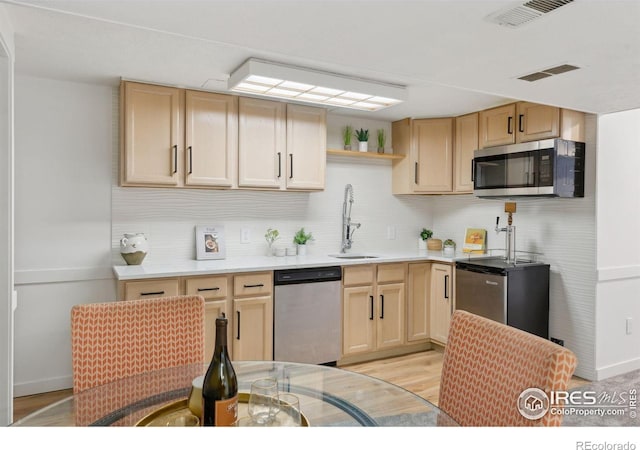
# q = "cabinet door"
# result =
<box><xmin>479</xmin><ymin>103</ymin><xmax>516</xmax><ymax>148</ymax></box>
<box><xmin>185</xmin><ymin>91</ymin><xmax>238</xmax><ymax>188</ymax></box>
<box><xmin>407</xmin><ymin>263</ymin><xmax>430</xmax><ymax>343</ymax></box>
<box><xmin>376</xmin><ymin>283</ymin><xmax>405</xmax><ymax>349</ymax></box>
<box><xmin>121</xmin><ymin>81</ymin><xmax>182</xmax><ymax>186</ymax></box>
<box><xmin>516</xmin><ymin>102</ymin><xmax>560</xmax><ymax>142</ymax></box>
<box><xmin>232</xmin><ymin>296</ymin><xmax>273</xmax><ymax>361</ymax></box>
<box><xmin>203</xmin><ymin>299</ymin><xmax>230</xmax><ymax>361</ymax></box>
<box><xmin>454</xmin><ymin>112</ymin><xmax>478</xmax><ymax>193</ymax></box>
<box><xmin>342</xmin><ymin>286</ymin><xmax>375</xmax><ymax>355</ymax></box>
<box><xmin>412</xmin><ymin>118</ymin><xmax>453</xmax><ymax>192</ymax></box>
<box><xmin>430</xmin><ymin>264</ymin><xmax>453</xmax><ymax>344</ymax></box>
<box><xmin>238</xmin><ymin>97</ymin><xmax>286</xmax><ymax>189</ymax></box>
<box><xmin>285</xmin><ymin>104</ymin><xmax>326</xmax><ymax>190</ymax></box>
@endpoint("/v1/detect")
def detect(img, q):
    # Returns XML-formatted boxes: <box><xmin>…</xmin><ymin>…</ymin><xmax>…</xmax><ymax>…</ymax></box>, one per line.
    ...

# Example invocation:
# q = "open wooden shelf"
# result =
<box><xmin>327</xmin><ymin>148</ymin><xmax>405</xmax><ymax>160</ymax></box>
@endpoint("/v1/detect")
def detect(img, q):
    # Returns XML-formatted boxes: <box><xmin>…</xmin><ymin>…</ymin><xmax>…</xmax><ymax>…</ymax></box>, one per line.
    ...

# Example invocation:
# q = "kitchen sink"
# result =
<box><xmin>329</xmin><ymin>254</ymin><xmax>379</xmax><ymax>259</ymax></box>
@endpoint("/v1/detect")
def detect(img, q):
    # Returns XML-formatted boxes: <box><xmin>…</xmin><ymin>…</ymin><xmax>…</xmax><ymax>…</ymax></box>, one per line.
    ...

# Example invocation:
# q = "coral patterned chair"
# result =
<box><xmin>71</xmin><ymin>295</ymin><xmax>205</xmax><ymax>393</ymax></box>
<box><xmin>70</xmin><ymin>295</ymin><xmax>205</xmax><ymax>425</ymax></box>
<box><xmin>438</xmin><ymin>310</ymin><xmax>577</xmax><ymax>426</ymax></box>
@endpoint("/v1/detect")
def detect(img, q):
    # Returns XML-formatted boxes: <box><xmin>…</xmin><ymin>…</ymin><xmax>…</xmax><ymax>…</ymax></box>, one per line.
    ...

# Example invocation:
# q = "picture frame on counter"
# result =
<box><xmin>195</xmin><ymin>225</ymin><xmax>226</xmax><ymax>260</ymax></box>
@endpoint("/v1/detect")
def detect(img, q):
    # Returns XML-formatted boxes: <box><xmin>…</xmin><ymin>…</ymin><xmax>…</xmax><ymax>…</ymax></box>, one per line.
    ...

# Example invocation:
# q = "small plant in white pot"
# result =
<box><xmin>376</xmin><ymin>129</ymin><xmax>386</xmax><ymax>154</ymax></box>
<box><xmin>293</xmin><ymin>228</ymin><xmax>313</xmax><ymax>256</ymax></box>
<box><xmin>354</xmin><ymin>128</ymin><xmax>369</xmax><ymax>152</ymax></box>
<box><xmin>443</xmin><ymin>239</ymin><xmax>456</xmax><ymax>256</ymax></box>
<box><xmin>419</xmin><ymin>228</ymin><xmax>432</xmax><ymax>250</ymax></box>
<box><xmin>343</xmin><ymin>125</ymin><xmax>353</xmax><ymax>150</ymax></box>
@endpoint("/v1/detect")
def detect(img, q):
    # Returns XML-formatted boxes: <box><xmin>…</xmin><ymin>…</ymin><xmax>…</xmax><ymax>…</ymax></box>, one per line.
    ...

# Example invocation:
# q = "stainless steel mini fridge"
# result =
<box><xmin>455</xmin><ymin>257</ymin><xmax>550</xmax><ymax>339</ymax></box>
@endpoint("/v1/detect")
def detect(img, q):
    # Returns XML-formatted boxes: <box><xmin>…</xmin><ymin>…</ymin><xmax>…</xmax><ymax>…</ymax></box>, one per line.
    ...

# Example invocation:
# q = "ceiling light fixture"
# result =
<box><xmin>228</xmin><ymin>58</ymin><xmax>406</xmax><ymax>112</ymax></box>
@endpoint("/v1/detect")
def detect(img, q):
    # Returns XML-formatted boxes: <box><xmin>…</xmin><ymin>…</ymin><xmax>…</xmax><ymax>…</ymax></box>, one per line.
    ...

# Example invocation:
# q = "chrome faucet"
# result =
<box><xmin>341</xmin><ymin>184</ymin><xmax>361</xmax><ymax>253</ymax></box>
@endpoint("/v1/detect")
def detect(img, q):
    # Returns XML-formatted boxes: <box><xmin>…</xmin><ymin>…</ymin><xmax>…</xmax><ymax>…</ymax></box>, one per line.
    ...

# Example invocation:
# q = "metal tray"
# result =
<box><xmin>136</xmin><ymin>392</ymin><xmax>309</xmax><ymax>427</ymax></box>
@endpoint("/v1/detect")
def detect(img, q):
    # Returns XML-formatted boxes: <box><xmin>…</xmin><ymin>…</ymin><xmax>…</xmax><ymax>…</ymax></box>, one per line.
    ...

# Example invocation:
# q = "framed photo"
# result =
<box><xmin>195</xmin><ymin>225</ymin><xmax>226</xmax><ymax>260</ymax></box>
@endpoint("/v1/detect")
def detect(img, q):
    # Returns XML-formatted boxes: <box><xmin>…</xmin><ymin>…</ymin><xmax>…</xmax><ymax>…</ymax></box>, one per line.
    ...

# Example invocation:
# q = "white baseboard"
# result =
<box><xmin>595</xmin><ymin>357</ymin><xmax>640</xmax><ymax>381</ymax></box>
<box><xmin>13</xmin><ymin>375</ymin><xmax>72</xmax><ymax>397</ymax></box>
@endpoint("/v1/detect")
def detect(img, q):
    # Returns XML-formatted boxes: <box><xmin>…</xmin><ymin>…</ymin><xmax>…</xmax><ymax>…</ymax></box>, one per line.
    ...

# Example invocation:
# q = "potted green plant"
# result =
<box><xmin>343</xmin><ymin>125</ymin><xmax>353</xmax><ymax>151</ymax></box>
<box><xmin>354</xmin><ymin>128</ymin><xmax>369</xmax><ymax>152</ymax></box>
<box><xmin>293</xmin><ymin>227</ymin><xmax>313</xmax><ymax>256</ymax></box>
<box><xmin>376</xmin><ymin>129</ymin><xmax>386</xmax><ymax>154</ymax></box>
<box><xmin>443</xmin><ymin>239</ymin><xmax>456</xmax><ymax>256</ymax></box>
<box><xmin>264</xmin><ymin>228</ymin><xmax>280</xmax><ymax>256</ymax></box>
<box><xmin>420</xmin><ymin>228</ymin><xmax>442</xmax><ymax>251</ymax></box>
<box><xmin>419</xmin><ymin>228</ymin><xmax>432</xmax><ymax>250</ymax></box>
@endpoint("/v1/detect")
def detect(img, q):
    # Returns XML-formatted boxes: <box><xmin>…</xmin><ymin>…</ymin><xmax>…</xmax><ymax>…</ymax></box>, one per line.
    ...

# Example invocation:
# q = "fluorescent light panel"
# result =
<box><xmin>228</xmin><ymin>58</ymin><xmax>406</xmax><ymax>111</ymax></box>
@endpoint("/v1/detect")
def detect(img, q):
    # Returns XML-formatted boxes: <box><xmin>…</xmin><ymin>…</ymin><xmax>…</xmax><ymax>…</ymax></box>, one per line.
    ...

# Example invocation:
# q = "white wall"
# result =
<box><xmin>13</xmin><ymin>75</ymin><xmax>115</xmax><ymax>395</ymax></box>
<box><xmin>0</xmin><ymin>4</ymin><xmax>15</xmax><ymax>424</ymax></box>
<box><xmin>431</xmin><ymin>115</ymin><xmax>598</xmax><ymax>380</ymax></box>
<box><xmin>595</xmin><ymin>108</ymin><xmax>640</xmax><ymax>380</ymax></box>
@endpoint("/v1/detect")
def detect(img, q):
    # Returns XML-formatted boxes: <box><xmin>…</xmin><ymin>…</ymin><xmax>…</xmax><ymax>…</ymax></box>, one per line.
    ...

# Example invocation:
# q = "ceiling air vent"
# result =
<box><xmin>487</xmin><ymin>0</ymin><xmax>574</xmax><ymax>28</ymax></box>
<box><xmin>518</xmin><ymin>64</ymin><xmax>580</xmax><ymax>82</ymax></box>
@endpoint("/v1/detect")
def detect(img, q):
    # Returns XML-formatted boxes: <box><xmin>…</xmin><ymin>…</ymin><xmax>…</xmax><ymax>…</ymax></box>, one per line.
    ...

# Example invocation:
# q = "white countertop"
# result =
<box><xmin>112</xmin><ymin>250</ymin><xmax>479</xmax><ymax>281</ymax></box>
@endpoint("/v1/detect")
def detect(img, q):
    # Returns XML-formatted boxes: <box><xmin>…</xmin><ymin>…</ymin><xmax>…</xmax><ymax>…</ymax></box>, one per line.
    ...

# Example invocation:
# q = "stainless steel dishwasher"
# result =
<box><xmin>273</xmin><ymin>266</ymin><xmax>342</xmax><ymax>366</ymax></box>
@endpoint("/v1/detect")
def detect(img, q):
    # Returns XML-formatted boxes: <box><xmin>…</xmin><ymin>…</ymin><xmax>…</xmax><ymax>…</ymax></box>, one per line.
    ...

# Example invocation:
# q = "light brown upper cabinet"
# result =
<box><xmin>120</xmin><ymin>81</ymin><xmax>238</xmax><ymax>188</ymax></box>
<box><xmin>285</xmin><ymin>104</ymin><xmax>327</xmax><ymax>190</ymax></box>
<box><xmin>184</xmin><ymin>90</ymin><xmax>237</xmax><ymax>188</ymax></box>
<box><xmin>479</xmin><ymin>101</ymin><xmax>584</xmax><ymax>148</ymax></box>
<box><xmin>121</xmin><ymin>82</ymin><xmax>183</xmax><ymax>186</ymax></box>
<box><xmin>391</xmin><ymin>117</ymin><xmax>453</xmax><ymax>194</ymax></box>
<box><xmin>453</xmin><ymin>112</ymin><xmax>478</xmax><ymax>193</ymax></box>
<box><xmin>238</xmin><ymin>98</ymin><xmax>326</xmax><ymax>191</ymax></box>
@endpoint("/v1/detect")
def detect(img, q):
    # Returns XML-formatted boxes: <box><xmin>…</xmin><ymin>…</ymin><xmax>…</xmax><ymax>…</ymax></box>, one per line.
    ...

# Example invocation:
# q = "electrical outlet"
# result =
<box><xmin>627</xmin><ymin>318</ymin><xmax>633</xmax><ymax>335</ymax></box>
<box><xmin>240</xmin><ymin>228</ymin><xmax>251</xmax><ymax>244</ymax></box>
<box><xmin>387</xmin><ymin>226</ymin><xmax>396</xmax><ymax>240</ymax></box>
<box><xmin>550</xmin><ymin>337</ymin><xmax>564</xmax><ymax>346</ymax></box>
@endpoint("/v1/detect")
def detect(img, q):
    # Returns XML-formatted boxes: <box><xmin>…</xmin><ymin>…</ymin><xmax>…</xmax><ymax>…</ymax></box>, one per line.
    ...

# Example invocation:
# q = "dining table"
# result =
<box><xmin>10</xmin><ymin>360</ymin><xmax>458</xmax><ymax>427</ymax></box>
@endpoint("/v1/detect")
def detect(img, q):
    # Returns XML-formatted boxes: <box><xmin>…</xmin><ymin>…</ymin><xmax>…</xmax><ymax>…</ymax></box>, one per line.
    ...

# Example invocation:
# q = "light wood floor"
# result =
<box><xmin>12</xmin><ymin>350</ymin><xmax>590</xmax><ymax>423</ymax></box>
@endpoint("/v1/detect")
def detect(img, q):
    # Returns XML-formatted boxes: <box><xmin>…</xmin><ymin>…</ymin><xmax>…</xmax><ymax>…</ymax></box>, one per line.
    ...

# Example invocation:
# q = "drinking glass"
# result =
<box><xmin>276</xmin><ymin>393</ymin><xmax>302</xmax><ymax>427</ymax></box>
<box><xmin>248</xmin><ymin>378</ymin><xmax>280</xmax><ymax>425</ymax></box>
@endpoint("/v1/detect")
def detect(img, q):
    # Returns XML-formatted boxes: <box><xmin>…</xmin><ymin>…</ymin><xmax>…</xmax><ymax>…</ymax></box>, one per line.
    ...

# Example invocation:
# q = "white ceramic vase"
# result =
<box><xmin>358</xmin><ymin>141</ymin><xmax>368</xmax><ymax>152</ymax></box>
<box><xmin>120</xmin><ymin>233</ymin><xmax>148</xmax><ymax>265</ymax></box>
<box><xmin>297</xmin><ymin>244</ymin><xmax>307</xmax><ymax>256</ymax></box>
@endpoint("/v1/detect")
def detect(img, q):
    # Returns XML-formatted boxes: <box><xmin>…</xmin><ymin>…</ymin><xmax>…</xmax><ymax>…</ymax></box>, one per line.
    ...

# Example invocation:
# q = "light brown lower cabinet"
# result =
<box><xmin>429</xmin><ymin>263</ymin><xmax>454</xmax><ymax>345</ymax></box>
<box><xmin>407</xmin><ymin>263</ymin><xmax>431</xmax><ymax>343</ymax></box>
<box><xmin>118</xmin><ymin>271</ymin><xmax>273</xmax><ymax>363</ymax></box>
<box><xmin>342</xmin><ymin>264</ymin><xmax>406</xmax><ymax>357</ymax></box>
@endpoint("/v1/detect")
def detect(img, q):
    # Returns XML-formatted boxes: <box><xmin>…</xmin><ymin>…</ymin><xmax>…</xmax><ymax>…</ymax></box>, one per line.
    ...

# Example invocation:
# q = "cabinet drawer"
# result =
<box><xmin>123</xmin><ymin>278</ymin><xmax>180</xmax><ymax>301</ymax></box>
<box><xmin>377</xmin><ymin>263</ymin><xmax>406</xmax><ymax>284</ymax></box>
<box><xmin>234</xmin><ymin>272</ymin><xmax>273</xmax><ymax>297</ymax></box>
<box><xmin>343</xmin><ymin>265</ymin><xmax>375</xmax><ymax>286</ymax></box>
<box><xmin>185</xmin><ymin>276</ymin><xmax>228</xmax><ymax>300</ymax></box>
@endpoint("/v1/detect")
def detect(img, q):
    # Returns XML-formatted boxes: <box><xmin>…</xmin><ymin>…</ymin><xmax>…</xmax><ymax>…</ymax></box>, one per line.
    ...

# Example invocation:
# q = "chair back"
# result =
<box><xmin>71</xmin><ymin>295</ymin><xmax>205</xmax><ymax>393</ymax></box>
<box><xmin>439</xmin><ymin>310</ymin><xmax>577</xmax><ymax>426</ymax></box>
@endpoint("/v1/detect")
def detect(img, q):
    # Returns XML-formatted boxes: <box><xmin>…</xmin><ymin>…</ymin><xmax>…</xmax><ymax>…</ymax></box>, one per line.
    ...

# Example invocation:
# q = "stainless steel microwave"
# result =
<box><xmin>473</xmin><ymin>138</ymin><xmax>585</xmax><ymax>198</ymax></box>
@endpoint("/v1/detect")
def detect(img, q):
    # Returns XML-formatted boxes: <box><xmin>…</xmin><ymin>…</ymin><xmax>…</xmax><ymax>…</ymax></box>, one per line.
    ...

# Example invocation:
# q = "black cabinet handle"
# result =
<box><xmin>243</xmin><ymin>283</ymin><xmax>264</xmax><ymax>288</ymax></box>
<box><xmin>369</xmin><ymin>296</ymin><xmax>374</xmax><ymax>320</ymax></box>
<box><xmin>236</xmin><ymin>311</ymin><xmax>240</xmax><ymax>340</ymax></box>
<box><xmin>380</xmin><ymin>295</ymin><xmax>384</xmax><ymax>319</ymax></box>
<box><xmin>444</xmin><ymin>275</ymin><xmax>449</xmax><ymax>299</ymax></box>
<box><xmin>277</xmin><ymin>152</ymin><xmax>282</xmax><ymax>178</ymax></box>
<box><xmin>471</xmin><ymin>160</ymin><xmax>475</xmax><ymax>183</ymax></box>
<box><xmin>172</xmin><ymin>145</ymin><xmax>178</xmax><ymax>174</ymax></box>
<box><xmin>518</xmin><ymin>114</ymin><xmax>524</xmax><ymax>133</ymax></box>
<box><xmin>188</xmin><ymin>146</ymin><xmax>193</xmax><ymax>174</ymax></box>
<box><xmin>197</xmin><ymin>287</ymin><xmax>220</xmax><ymax>292</ymax></box>
<box><xmin>414</xmin><ymin>162</ymin><xmax>418</xmax><ymax>184</ymax></box>
<box><xmin>507</xmin><ymin>117</ymin><xmax>513</xmax><ymax>135</ymax></box>
<box><xmin>140</xmin><ymin>290</ymin><xmax>164</xmax><ymax>296</ymax></box>
<box><xmin>289</xmin><ymin>154</ymin><xmax>294</xmax><ymax>179</ymax></box>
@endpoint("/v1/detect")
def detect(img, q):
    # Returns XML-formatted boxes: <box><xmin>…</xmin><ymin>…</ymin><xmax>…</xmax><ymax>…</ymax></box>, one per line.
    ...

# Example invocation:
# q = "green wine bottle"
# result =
<box><xmin>202</xmin><ymin>315</ymin><xmax>238</xmax><ymax>426</ymax></box>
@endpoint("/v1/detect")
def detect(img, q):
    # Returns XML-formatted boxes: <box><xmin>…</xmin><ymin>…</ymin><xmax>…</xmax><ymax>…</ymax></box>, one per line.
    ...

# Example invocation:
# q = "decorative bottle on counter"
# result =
<box><xmin>202</xmin><ymin>314</ymin><xmax>238</xmax><ymax>426</ymax></box>
<box><xmin>119</xmin><ymin>233</ymin><xmax>148</xmax><ymax>265</ymax></box>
